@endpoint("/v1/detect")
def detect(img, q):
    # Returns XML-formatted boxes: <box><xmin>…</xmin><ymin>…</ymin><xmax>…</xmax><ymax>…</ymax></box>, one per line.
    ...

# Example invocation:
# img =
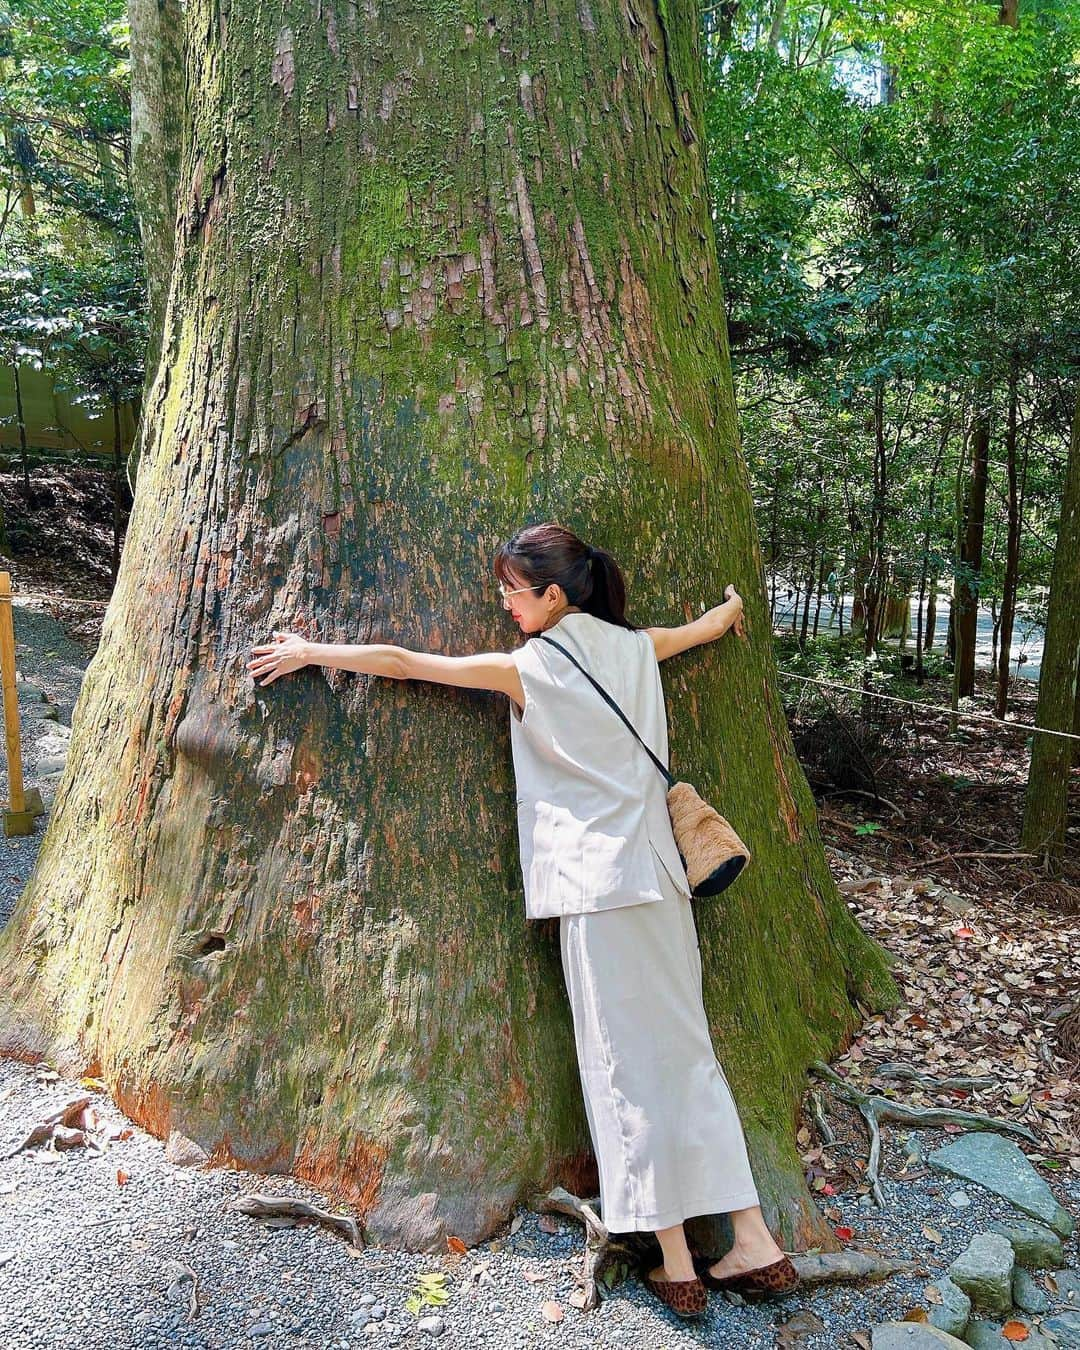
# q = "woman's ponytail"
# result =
<box><xmin>584</xmin><ymin>545</ymin><xmax>631</xmax><ymax>629</ymax></box>
<box><xmin>493</xmin><ymin>523</ymin><xmax>635</xmax><ymax>631</ymax></box>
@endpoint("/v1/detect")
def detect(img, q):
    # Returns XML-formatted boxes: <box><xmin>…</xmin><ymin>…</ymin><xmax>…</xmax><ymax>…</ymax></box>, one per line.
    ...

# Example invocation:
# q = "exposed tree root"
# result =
<box><xmin>531</xmin><ymin>1186</ymin><xmax>658</xmax><ymax>1310</ymax></box>
<box><xmin>226</xmin><ymin>1191</ymin><xmax>363</xmax><ymax>1248</ymax></box>
<box><xmin>792</xmin><ymin>1250</ymin><xmax>917</xmax><ymax>1285</ymax></box>
<box><xmin>809</xmin><ymin>1059</ymin><xmax>1038</xmax><ymax>1206</ymax></box>
<box><xmin>872</xmin><ymin>1062</ymin><xmax>997</xmax><ymax>1092</ymax></box>
<box><xmin>808</xmin><ymin>1087</ymin><xmax>836</xmax><ymax>1145</ymax></box>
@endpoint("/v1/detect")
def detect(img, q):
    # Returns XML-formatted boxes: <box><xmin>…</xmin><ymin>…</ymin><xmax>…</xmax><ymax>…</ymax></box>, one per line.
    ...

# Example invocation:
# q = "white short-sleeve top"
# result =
<box><xmin>508</xmin><ymin>610</ymin><xmax>693</xmax><ymax>920</ymax></box>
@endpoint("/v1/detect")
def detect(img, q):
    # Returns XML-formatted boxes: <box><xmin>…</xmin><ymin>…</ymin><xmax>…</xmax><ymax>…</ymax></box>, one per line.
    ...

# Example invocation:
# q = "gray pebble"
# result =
<box><xmin>417</xmin><ymin>1314</ymin><xmax>445</xmax><ymax>1336</ymax></box>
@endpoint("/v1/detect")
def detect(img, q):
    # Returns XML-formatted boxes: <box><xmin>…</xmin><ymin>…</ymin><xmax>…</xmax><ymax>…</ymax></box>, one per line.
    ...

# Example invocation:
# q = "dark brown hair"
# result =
<box><xmin>494</xmin><ymin>522</ymin><xmax>636</xmax><ymax>631</ymax></box>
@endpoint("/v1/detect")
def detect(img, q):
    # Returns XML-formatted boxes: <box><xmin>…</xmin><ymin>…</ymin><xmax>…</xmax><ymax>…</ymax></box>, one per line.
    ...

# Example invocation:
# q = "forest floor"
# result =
<box><xmin>1</xmin><ymin>461</ymin><xmax>1079</xmax><ymax>1348</ymax></box>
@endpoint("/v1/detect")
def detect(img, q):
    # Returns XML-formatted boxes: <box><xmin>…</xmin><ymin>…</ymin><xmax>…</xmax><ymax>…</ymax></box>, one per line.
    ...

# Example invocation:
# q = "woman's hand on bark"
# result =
<box><xmin>724</xmin><ymin>585</ymin><xmax>747</xmax><ymax>640</ymax></box>
<box><xmin>247</xmin><ymin>631</ymin><xmax>310</xmax><ymax>685</ymax></box>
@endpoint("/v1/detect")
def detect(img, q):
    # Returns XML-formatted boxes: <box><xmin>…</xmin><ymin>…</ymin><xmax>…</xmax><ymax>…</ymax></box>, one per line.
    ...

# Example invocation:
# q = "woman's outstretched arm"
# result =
<box><xmin>645</xmin><ymin>585</ymin><xmax>746</xmax><ymax>662</ymax></box>
<box><xmin>247</xmin><ymin>631</ymin><xmax>524</xmax><ymax>707</ymax></box>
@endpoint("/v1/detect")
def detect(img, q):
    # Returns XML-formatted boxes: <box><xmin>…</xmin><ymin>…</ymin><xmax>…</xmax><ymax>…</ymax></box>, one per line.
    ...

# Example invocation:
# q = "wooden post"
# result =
<box><xmin>1</xmin><ymin>572</ymin><xmax>44</xmax><ymax>835</ymax></box>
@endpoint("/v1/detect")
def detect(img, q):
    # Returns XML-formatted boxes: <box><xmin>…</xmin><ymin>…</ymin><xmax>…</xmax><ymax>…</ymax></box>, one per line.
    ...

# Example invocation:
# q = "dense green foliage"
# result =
<box><xmin>704</xmin><ymin>0</ymin><xmax>1080</xmax><ymax>697</ymax></box>
<box><xmin>0</xmin><ymin>0</ymin><xmax>144</xmax><ymax>429</ymax></box>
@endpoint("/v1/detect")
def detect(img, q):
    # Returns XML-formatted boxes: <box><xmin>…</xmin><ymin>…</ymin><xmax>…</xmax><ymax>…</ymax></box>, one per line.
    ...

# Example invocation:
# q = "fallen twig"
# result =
<box><xmin>164</xmin><ymin>1260</ymin><xmax>202</xmax><ymax>1319</ymax></box>
<box><xmin>2</xmin><ymin>1096</ymin><xmax>91</xmax><ymax>1160</ymax></box>
<box><xmin>920</xmin><ymin>850</ymin><xmax>1036</xmax><ymax>869</ymax></box>
<box><xmin>821</xmin><ymin>788</ymin><xmax>905</xmax><ymax>817</ymax></box>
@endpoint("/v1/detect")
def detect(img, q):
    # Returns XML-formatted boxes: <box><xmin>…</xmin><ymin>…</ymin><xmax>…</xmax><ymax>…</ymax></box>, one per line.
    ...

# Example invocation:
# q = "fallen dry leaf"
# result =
<box><xmin>1002</xmin><ymin>1321</ymin><xmax>1030</xmax><ymax>1341</ymax></box>
<box><xmin>540</xmin><ymin>1299</ymin><xmax>564</xmax><ymax>1322</ymax></box>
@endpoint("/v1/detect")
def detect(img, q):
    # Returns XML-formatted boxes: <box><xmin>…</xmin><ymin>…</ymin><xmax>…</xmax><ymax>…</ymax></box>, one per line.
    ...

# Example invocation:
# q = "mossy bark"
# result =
<box><xmin>1022</xmin><ymin>382</ymin><xmax>1080</xmax><ymax>865</ymax></box>
<box><xmin>0</xmin><ymin>0</ymin><xmax>897</xmax><ymax>1251</ymax></box>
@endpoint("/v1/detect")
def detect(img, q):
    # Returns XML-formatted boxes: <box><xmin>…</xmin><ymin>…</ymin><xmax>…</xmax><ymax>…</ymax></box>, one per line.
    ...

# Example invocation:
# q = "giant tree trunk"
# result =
<box><xmin>0</xmin><ymin>0</ymin><xmax>897</xmax><ymax>1252</ymax></box>
<box><xmin>1022</xmin><ymin>383</ymin><xmax>1080</xmax><ymax>866</ymax></box>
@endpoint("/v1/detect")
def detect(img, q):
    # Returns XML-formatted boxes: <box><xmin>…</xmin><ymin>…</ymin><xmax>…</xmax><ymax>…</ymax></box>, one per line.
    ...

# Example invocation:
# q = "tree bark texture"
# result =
<box><xmin>128</xmin><ymin>0</ymin><xmax>185</xmax><ymax>363</ymax></box>
<box><xmin>994</xmin><ymin>365</ymin><xmax>1021</xmax><ymax>719</ymax></box>
<box><xmin>1022</xmin><ymin>383</ymin><xmax>1080</xmax><ymax>864</ymax></box>
<box><xmin>955</xmin><ymin>404</ymin><xmax>990</xmax><ymax>698</ymax></box>
<box><xmin>0</xmin><ymin>0</ymin><xmax>897</xmax><ymax>1251</ymax></box>
<box><xmin>127</xmin><ymin>0</ymin><xmax>186</xmax><ymax>487</ymax></box>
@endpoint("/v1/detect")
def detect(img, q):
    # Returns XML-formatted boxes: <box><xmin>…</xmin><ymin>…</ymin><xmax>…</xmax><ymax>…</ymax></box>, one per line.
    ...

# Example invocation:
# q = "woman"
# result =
<box><xmin>247</xmin><ymin>521</ymin><xmax>799</xmax><ymax>1321</ymax></box>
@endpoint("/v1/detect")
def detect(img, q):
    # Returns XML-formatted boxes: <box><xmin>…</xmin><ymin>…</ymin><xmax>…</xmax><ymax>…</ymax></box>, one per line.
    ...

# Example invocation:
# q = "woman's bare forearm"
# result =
<box><xmin>302</xmin><ymin>641</ymin><xmax>407</xmax><ymax>678</ymax></box>
<box><xmin>697</xmin><ymin>595</ymin><xmax>743</xmax><ymax>642</ymax></box>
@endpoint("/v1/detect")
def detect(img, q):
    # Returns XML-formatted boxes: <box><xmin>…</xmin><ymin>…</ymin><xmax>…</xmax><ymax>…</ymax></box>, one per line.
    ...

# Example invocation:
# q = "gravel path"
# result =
<box><xmin>1</xmin><ymin>1054</ymin><xmax>1077</xmax><ymax>1350</ymax></box>
<box><xmin>1</xmin><ymin>599</ymin><xmax>92</xmax><ymax>931</ymax></box>
<box><xmin>2</xmin><ymin>605</ymin><xmax>1078</xmax><ymax>1349</ymax></box>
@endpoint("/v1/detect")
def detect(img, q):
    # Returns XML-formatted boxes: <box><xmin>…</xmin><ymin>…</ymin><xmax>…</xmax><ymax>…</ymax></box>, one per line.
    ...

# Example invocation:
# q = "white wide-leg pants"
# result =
<box><xmin>559</xmin><ymin>862</ymin><xmax>761</xmax><ymax>1233</ymax></box>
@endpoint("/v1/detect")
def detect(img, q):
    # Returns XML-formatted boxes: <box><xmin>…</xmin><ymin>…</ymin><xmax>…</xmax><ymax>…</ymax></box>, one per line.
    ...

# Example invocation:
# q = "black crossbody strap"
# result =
<box><xmin>535</xmin><ymin>634</ymin><xmax>676</xmax><ymax>789</ymax></box>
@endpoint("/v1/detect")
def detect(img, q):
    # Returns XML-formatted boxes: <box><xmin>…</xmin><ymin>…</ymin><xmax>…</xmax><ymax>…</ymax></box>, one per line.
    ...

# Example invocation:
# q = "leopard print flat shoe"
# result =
<box><xmin>640</xmin><ymin>1269</ymin><xmax>709</xmax><ymax>1318</ymax></box>
<box><xmin>692</xmin><ymin>1252</ymin><xmax>800</xmax><ymax>1299</ymax></box>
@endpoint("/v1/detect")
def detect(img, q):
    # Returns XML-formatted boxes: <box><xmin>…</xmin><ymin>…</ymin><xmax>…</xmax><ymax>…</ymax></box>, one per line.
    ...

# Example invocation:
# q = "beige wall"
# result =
<box><xmin>0</xmin><ymin>365</ymin><xmax>138</xmax><ymax>458</ymax></box>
